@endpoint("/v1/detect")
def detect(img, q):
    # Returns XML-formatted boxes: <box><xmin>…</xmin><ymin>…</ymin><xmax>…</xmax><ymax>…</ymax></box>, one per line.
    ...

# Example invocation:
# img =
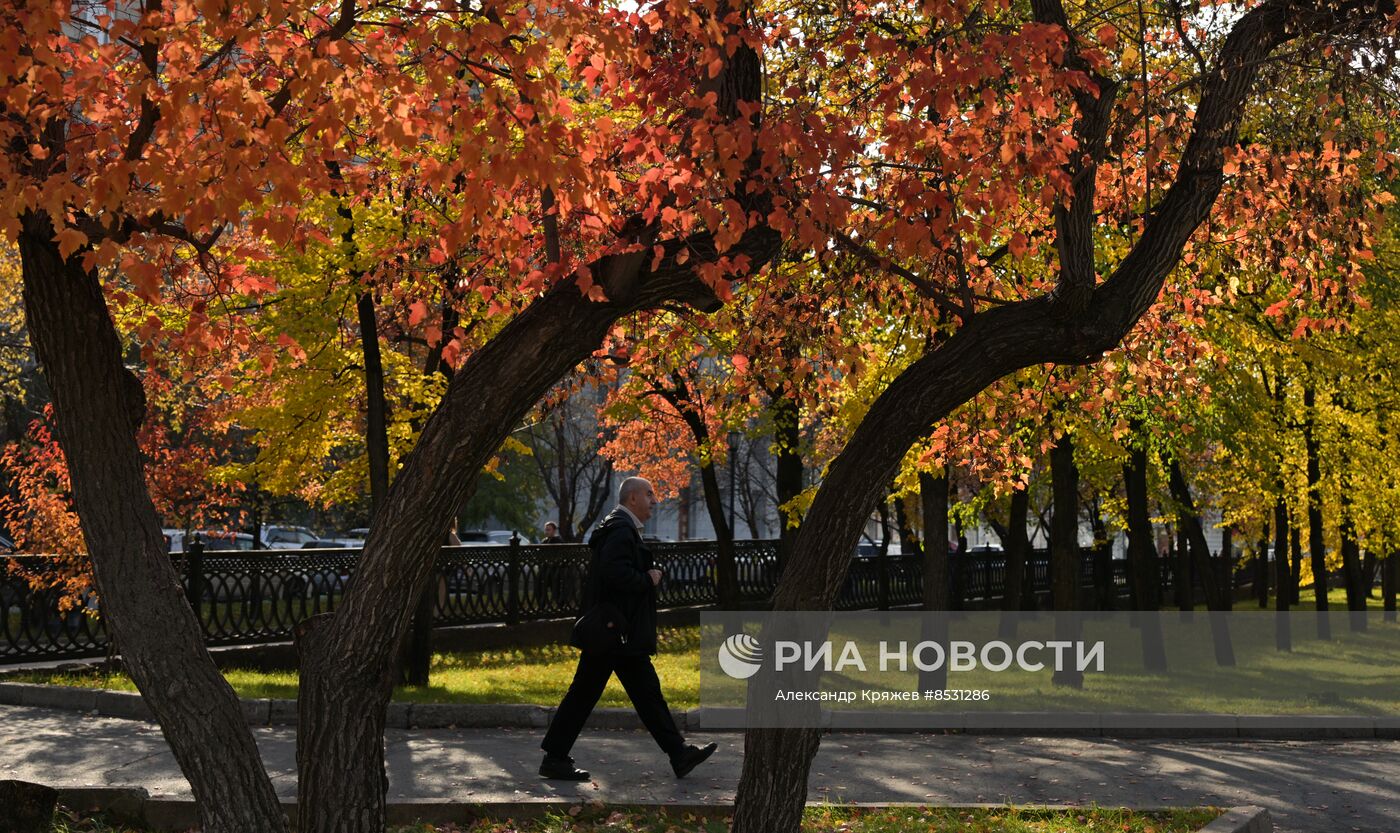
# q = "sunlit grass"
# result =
<box><xmin>12</xmin><ymin>606</ymin><xmax>1399</xmax><ymax>715</ymax></box>
<box><xmin>9</xmin><ymin>626</ymin><xmax>703</xmax><ymax>708</ymax></box>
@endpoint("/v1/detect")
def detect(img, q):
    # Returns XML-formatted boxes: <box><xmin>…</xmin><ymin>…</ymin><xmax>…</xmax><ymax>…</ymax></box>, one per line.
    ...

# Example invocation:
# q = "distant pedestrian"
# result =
<box><xmin>542</xmin><ymin>522</ymin><xmax>564</xmax><ymax>544</ymax></box>
<box><xmin>539</xmin><ymin>476</ymin><xmax>715</xmax><ymax>781</ymax></box>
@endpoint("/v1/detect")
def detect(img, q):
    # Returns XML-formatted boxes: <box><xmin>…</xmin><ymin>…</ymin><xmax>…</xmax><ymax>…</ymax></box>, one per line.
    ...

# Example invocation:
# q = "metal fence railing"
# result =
<box><xmin>4</xmin><ymin>539</ymin><xmax>1202</xmax><ymax>664</ymax></box>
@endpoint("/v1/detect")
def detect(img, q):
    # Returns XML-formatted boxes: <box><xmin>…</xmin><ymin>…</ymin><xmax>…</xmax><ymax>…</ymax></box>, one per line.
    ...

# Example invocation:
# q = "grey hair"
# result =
<box><xmin>618</xmin><ymin>476</ymin><xmax>651</xmax><ymax>504</ymax></box>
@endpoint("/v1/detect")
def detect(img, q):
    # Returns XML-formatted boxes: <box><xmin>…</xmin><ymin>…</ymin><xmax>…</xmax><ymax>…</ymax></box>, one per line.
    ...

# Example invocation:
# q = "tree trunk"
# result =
<box><xmin>1274</xmin><ymin>500</ymin><xmax>1293</xmax><ymax>650</ymax></box>
<box><xmin>293</xmin><ymin>225</ymin><xmax>765</xmax><ymax>832</ymax></box>
<box><xmin>1290</xmin><ymin>524</ymin><xmax>1304</xmax><ymax>606</ymax></box>
<box><xmin>1166</xmin><ymin>460</ymin><xmax>1228</xmax><ymax>611</ymax></box>
<box><xmin>18</xmin><ymin>212</ymin><xmax>286</xmax><ymax>833</ymax></box>
<box><xmin>659</xmin><ymin>377</ymin><xmax>739</xmax><ymax>607</ymax></box>
<box><xmin>1339</xmin><ymin>492</ymin><xmax>1364</xmax><ymax>612</ymax></box>
<box><xmin>919</xmin><ymin>470</ymin><xmax>949</xmax><ymax>612</ymax></box>
<box><xmin>1049</xmin><ymin>433</ymin><xmax>1083</xmax><ymax>688</ymax></box>
<box><xmin>1339</xmin><ymin>490</ymin><xmax>1366</xmax><ymax>632</ymax></box>
<box><xmin>1302</xmin><ymin>383</ymin><xmax>1331</xmax><ymax>640</ymax></box>
<box><xmin>1220</xmin><ymin>525</ymin><xmax>1234</xmax><ymax>599</ymax></box>
<box><xmin>357</xmin><ymin>297</ymin><xmax>390</xmax><ymax>514</ymax></box>
<box><xmin>732</xmin><ymin>727</ymin><xmax>823</xmax><ymax>833</ymax></box>
<box><xmin>1165</xmin><ymin>460</ymin><xmax>1235</xmax><ymax>665</ymax></box>
<box><xmin>1002</xmin><ymin>487</ymin><xmax>1030</xmax><ymax>611</ymax></box>
<box><xmin>1274</xmin><ymin>500</ymin><xmax>1291</xmax><ymax>612</ymax></box>
<box><xmin>1384</xmin><ymin>553</ymin><xmax>1397</xmax><ymax>622</ymax></box>
<box><xmin>1049</xmin><ymin>434</ymin><xmax>1079</xmax><ymax>613</ymax></box>
<box><xmin>1090</xmin><ymin>502</ymin><xmax>1114</xmax><ymax>611</ymax></box>
<box><xmin>1362</xmin><ymin>551</ymin><xmax>1379</xmax><ymax>600</ymax></box>
<box><xmin>1256</xmin><ymin>517</ymin><xmax>1270</xmax><ymax>609</ymax></box>
<box><xmin>917</xmin><ymin>469</ymin><xmax>949</xmax><ymax>693</ymax></box>
<box><xmin>698</xmin><ymin>459</ymin><xmax>740</xmax><ymax>607</ymax></box>
<box><xmin>1123</xmin><ymin>443</ymin><xmax>1158</xmax><ymax>611</ymax></box>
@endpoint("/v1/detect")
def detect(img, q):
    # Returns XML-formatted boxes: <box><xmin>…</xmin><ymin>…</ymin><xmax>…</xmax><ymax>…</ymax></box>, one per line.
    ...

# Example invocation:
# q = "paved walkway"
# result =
<box><xmin>2</xmin><ymin>704</ymin><xmax>1395</xmax><ymax>832</ymax></box>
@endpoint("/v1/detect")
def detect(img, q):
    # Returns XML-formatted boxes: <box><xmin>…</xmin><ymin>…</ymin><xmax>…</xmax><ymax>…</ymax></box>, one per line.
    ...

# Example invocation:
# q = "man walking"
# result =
<box><xmin>539</xmin><ymin>476</ymin><xmax>716</xmax><ymax>781</ymax></box>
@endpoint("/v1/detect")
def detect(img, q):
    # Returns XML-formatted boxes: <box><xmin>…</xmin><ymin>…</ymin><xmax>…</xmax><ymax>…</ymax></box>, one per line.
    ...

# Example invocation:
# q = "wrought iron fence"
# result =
<box><xmin>3</xmin><ymin>539</ymin><xmax>1184</xmax><ymax>663</ymax></box>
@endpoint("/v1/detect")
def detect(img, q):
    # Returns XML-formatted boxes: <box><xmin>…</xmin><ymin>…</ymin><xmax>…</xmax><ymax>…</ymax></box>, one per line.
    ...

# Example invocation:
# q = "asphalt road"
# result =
<box><xmin>2</xmin><ymin>704</ymin><xmax>1395</xmax><ymax>832</ymax></box>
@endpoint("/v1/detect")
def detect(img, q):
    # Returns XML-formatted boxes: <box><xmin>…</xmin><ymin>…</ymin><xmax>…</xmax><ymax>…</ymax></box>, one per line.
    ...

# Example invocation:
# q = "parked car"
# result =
<box><xmin>260</xmin><ymin>525</ymin><xmax>322</xmax><ymax>549</ymax></box>
<box><xmin>163</xmin><ymin>529</ymin><xmax>256</xmax><ymax>553</ymax></box>
<box><xmin>300</xmin><ymin>538</ymin><xmax>362</xmax><ymax>549</ymax></box>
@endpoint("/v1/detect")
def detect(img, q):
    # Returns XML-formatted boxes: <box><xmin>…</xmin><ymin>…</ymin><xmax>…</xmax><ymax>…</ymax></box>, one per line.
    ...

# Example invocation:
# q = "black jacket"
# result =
<box><xmin>577</xmin><ymin>508</ymin><xmax>657</xmax><ymax>655</ymax></box>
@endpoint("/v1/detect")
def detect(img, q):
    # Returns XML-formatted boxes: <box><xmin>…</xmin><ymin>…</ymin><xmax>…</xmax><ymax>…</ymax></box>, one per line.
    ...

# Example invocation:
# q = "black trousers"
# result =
<box><xmin>541</xmin><ymin>651</ymin><xmax>685</xmax><ymax>758</ymax></box>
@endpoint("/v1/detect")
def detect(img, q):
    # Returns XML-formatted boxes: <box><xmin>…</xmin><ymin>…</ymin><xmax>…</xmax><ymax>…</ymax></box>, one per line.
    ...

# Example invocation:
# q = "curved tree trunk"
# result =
<box><xmin>294</xmin><ymin>7</ymin><xmax>781</xmax><ymax>825</ymax></box>
<box><xmin>18</xmin><ymin>212</ymin><xmax>286</xmax><ymax>833</ymax></box>
<box><xmin>723</xmin><ymin>2</ymin><xmax>1396</xmax><ymax>822</ymax></box>
<box><xmin>1302</xmin><ymin>382</ymin><xmax>1331</xmax><ymax>640</ymax></box>
<box><xmin>1002</xmin><ymin>487</ymin><xmax>1030</xmax><ymax>612</ymax></box>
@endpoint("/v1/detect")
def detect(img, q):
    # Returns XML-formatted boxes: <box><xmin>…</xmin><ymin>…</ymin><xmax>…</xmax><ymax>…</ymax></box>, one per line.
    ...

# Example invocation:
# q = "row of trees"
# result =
<box><xmin>2</xmin><ymin>0</ymin><xmax>1397</xmax><ymax>831</ymax></box>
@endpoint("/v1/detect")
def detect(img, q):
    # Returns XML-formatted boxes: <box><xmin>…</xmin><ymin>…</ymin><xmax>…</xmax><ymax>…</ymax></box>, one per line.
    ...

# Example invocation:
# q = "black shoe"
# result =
<box><xmin>539</xmin><ymin>753</ymin><xmax>589</xmax><ymax>781</ymax></box>
<box><xmin>670</xmin><ymin>742</ymin><xmax>717</xmax><ymax>778</ymax></box>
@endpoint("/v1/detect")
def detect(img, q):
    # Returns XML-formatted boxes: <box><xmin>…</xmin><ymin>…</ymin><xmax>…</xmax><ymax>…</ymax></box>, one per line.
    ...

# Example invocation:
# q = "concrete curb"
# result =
<box><xmin>45</xmin><ymin>790</ymin><xmax>1265</xmax><ymax>833</ymax></box>
<box><xmin>0</xmin><ymin>681</ymin><xmax>1390</xmax><ymax>738</ymax></box>
<box><xmin>1196</xmin><ymin>805</ymin><xmax>1272</xmax><ymax>833</ymax></box>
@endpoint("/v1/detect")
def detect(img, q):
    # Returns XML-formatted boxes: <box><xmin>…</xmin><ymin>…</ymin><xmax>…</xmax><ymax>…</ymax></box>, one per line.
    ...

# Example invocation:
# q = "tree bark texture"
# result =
<box><xmin>1049</xmin><ymin>433</ymin><xmax>1079</xmax><ymax>613</ymax></box>
<box><xmin>18</xmin><ymin>212</ymin><xmax>287</xmax><ymax>833</ymax></box>
<box><xmin>919</xmin><ymin>470</ymin><xmax>949</xmax><ymax>611</ymax></box>
<box><xmin>916</xmin><ymin>470</ymin><xmax>950</xmax><ymax>693</ymax></box>
<box><xmin>357</xmin><ymin>291</ymin><xmax>391</xmax><ymax>516</ymax></box>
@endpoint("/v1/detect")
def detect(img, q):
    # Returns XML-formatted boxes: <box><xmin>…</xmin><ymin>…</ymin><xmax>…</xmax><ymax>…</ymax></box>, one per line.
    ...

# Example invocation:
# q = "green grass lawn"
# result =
<box><xmin>9</xmin><ymin>626</ymin><xmax>702</xmax><ymax>708</ymax></box>
<box><xmin>9</xmin><ymin>586</ymin><xmax>1397</xmax><ymax>714</ymax></box>
<box><xmin>11</xmin><ymin>610</ymin><xmax>1400</xmax><ymax>716</ymax></box>
<box><xmin>1248</xmin><ymin>586</ymin><xmax>1392</xmax><ymax>611</ymax></box>
<box><xmin>49</xmin><ymin>805</ymin><xmax>1219</xmax><ymax>833</ymax></box>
